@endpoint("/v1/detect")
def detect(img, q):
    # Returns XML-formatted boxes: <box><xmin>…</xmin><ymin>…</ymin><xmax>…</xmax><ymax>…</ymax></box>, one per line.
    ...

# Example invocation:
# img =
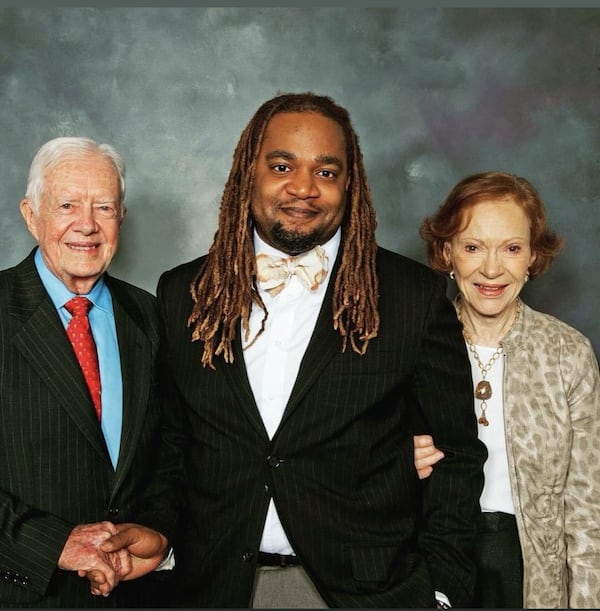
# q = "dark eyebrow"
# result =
<box><xmin>265</xmin><ymin>150</ymin><xmax>344</xmax><ymax>169</ymax></box>
<box><xmin>316</xmin><ymin>154</ymin><xmax>344</xmax><ymax>169</ymax></box>
<box><xmin>265</xmin><ymin>150</ymin><xmax>296</xmax><ymax>161</ymax></box>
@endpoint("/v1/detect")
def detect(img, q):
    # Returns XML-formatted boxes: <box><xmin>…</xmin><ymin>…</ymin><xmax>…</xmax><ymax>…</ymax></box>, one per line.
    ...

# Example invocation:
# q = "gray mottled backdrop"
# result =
<box><xmin>1</xmin><ymin>7</ymin><xmax>599</xmax><ymax>356</ymax></box>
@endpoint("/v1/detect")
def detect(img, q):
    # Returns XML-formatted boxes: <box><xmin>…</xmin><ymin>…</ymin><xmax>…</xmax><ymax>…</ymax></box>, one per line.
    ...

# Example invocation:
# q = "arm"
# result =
<box><xmin>83</xmin><ymin>271</ymin><xmax>189</xmax><ymax>598</ymax></box>
<box><xmin>412</xmin><ymin>279</ymin><xmax>486</xmax><ymax>607</ymax></box>
<box><xmin>0</xmin><ymin>492</ymin><xmax>127</xmax><ymax>598</ymax></box>
<box><xmin>562</xmin><ymin>338</ymin><xmax>600</xmax><ymax>608</ymax></box>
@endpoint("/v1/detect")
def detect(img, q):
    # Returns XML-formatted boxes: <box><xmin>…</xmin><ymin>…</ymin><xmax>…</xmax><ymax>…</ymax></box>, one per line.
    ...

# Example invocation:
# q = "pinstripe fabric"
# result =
<box><xmin>151</xmin><ymin>246</ymin><xmax>487</xmax><ymax>608</ymax></box>
<box><xmin>0</xmin><ymin>250</ymin><xmax>166</xmax><ymax>608</ymax></box>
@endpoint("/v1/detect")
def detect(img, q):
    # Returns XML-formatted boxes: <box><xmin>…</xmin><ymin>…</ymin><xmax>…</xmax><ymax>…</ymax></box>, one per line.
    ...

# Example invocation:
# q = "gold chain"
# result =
<box><xmin>457</xmin><ymin>299</ymin><xmax>521</xmax><ymax>425</ymax></box>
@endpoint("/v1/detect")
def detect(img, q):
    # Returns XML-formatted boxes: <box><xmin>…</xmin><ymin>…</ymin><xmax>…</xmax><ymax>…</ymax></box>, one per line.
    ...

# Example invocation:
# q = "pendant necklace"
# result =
<box><xmin>458</xmin><ymin>299</ymin><xmax>521</xmax><ymax>426</ymax></box>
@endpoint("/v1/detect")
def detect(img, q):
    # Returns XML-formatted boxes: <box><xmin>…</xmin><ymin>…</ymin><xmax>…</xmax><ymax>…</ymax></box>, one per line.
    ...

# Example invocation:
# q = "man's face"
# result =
<box><xmin>20</xmin><ymin>151</ymin><xmax>123</xmax><ymax>294</ymax></box>
<box><xmin>250</xmin><ymin>111</ymin><xmax>349</xmax><ymax>255</ymax></box>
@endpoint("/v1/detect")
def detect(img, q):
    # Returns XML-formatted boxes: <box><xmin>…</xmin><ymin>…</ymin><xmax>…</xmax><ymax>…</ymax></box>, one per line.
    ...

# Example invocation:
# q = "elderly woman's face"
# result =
<box><xmin>444</xmin><ymin>197</ymin><xmax>536</xmax><ymax>322</ymax></box>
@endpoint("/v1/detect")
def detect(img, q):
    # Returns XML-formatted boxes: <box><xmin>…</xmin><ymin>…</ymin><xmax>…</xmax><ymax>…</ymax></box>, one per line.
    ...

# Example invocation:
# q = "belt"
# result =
<box><xmin>477</xmin><ymin>511</ymin><xmax>518</xmax><ymax>532</ymax></box>
<box><xmin>257</xmin><ymin>552</ymin><xmax>301</xmax><ymax>567</ymax></box>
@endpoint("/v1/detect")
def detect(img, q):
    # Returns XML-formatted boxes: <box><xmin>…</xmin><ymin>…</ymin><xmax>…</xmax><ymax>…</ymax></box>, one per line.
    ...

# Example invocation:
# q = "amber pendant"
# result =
<box><xmin>478</xmin><ymin>414</ymin><xmax>490</xmax><ymax>426</ymax></box>
<box><xmin>475</xmin><ymin>380</ymin><xmax>492</xmax><ymax>400</ymax></box>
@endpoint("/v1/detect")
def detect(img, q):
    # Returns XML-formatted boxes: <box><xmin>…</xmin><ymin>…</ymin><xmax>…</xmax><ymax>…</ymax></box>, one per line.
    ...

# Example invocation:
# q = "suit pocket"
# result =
<box><xmin>345</xmin><ymin>542</ymin><xmax>434</xmax><ymax>604</ymax></box>
<box><xmin>346</xmin><ymin>543</ymin><xmax>399</xmax><ymax>582</ymax></box>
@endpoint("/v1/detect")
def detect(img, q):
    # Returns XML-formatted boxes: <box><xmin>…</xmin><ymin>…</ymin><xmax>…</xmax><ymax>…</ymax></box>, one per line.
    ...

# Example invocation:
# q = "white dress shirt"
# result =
<box><xmin>243</xmin><ymin>228</ymin><xmax>341</xmax><ymax>554</ymax></box>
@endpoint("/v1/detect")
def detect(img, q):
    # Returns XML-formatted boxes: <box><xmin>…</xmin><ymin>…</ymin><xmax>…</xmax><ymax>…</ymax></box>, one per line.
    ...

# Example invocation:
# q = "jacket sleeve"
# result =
<box><xmin>412</xmin><ymin>276</ymin><xmax>486</xmax><ymax>607</ymax></box>
<box><xmin>0</xmin><ymin>489</ymin><xmax>72</xmax><ymax>599</ymax></box>
<box><xmin>133</xmin><ymin>270</ymin><xmax>188</xmax><ymax>543</ymax></box>
<box><xmin>563</xmin><ymin>336</ymin><xmax>600</xmax><ymax>608</ymax></box>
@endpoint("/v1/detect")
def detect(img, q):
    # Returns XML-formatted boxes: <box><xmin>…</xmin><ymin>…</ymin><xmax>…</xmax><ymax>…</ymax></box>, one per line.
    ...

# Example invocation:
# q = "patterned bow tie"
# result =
<box><xmin>255</xmin><ymin>246</ymin><xmax>329</xmax><ymax>297</ymax></box>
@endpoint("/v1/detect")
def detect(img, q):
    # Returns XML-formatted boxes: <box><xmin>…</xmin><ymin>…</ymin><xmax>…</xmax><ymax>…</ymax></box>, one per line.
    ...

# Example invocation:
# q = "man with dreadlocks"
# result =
<box><xmin>99</xmin><ymin>92</ymin><xmax>486</xmax><ymax>608</ymax></box>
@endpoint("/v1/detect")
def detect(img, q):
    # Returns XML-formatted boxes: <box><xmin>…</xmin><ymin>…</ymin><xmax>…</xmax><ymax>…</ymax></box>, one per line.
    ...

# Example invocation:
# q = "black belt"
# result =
<box><xmin>257</xmin><ymin>552</ymin><xmax>301</xmax><ymax>567</ymax></box>
<box><xmin>477</xmin><ymin>511</ymin><xmax>518</xmax><ymax>532</ymax></box>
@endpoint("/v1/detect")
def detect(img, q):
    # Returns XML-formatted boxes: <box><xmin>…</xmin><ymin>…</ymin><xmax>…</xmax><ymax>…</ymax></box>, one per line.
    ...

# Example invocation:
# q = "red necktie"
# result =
<box><xmin>65</xmin><ymin>296</ymin><xmax>102</xmax><ymax>421</ymax></box>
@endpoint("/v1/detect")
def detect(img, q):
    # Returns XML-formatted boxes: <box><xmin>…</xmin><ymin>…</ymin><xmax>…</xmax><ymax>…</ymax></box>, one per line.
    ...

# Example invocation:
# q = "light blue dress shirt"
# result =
<box><xmin>34</xmin><ymin>248</ymin><xmax>123</xmax><ymax>468</ymax></box>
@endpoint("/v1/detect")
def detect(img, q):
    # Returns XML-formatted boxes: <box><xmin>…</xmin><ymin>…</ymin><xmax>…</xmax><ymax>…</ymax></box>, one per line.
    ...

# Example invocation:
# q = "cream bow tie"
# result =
<box><xmin>256</xmin><ymin>246</ymin><xmax>329</xmax><ymax>297</ymax></box>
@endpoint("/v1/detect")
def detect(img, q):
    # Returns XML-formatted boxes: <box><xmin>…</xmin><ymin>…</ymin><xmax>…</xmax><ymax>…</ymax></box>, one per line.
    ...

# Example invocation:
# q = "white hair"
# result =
<box><xmin>24</xmin><ymin>136</ymin><xmax>126</xmax><ymax>216</ymax></box>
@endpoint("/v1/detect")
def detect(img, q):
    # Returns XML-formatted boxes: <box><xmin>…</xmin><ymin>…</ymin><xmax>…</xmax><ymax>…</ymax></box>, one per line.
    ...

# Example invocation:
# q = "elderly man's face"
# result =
<box><xmin>20</xmin><ymin>151</ymin><xmax>123</xmax><ymax>294</ymax></box>
<box><xmin>250</xmin><ymin>111</ymin><xmax>349</xmax><ymax>255</ymax></box>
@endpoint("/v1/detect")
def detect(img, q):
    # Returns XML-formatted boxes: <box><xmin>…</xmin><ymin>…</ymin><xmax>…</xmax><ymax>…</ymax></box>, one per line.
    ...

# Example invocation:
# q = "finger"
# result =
<box><xmin>100</xmin><ymin>529</ymin><xmax>138</xmax><ymax>553</ymax></box>
<box><xmin>86</xmin><ymin>569</ymin><xmax>108</xmax><ymax>586</ymax></box>
<box><xmin>413</xmin><ymin>435</ymin><xmax>433</xmax><ymax>448</ymax></box>
<box><xmin>117</xmin><ymin>548</ymin><xmax>133</xmax><ymax>577</ymax></box>
<box><xmin>416</xmin><ymin>449</ymin><xmax>444</xmax><ymax>466</ymax></box>
<box><xmin>417</xmin><ymin>466</ymin><xmax>433</xmax><ymax>480</ymax></box>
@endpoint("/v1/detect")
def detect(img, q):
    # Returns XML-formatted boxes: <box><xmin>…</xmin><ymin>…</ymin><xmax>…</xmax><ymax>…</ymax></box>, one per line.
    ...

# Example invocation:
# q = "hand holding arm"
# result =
<box><xmin>414</xmin><ymin>434</ymin><xmax>445</xmax><ymax>480</ymax></box>
<box><xmin>85</xmin><ymin>523</ymin><xmax>168</xmax><ymax>596</ymax></box>
<box><xmin>99</xmin><ymin>523</ymin><xmax>169</xmax><ymax>580</ymax></box>
<box><xmin>58</xmin><ymin>522</ymin><xmax>131</xmax><ymax>597</ymax></box>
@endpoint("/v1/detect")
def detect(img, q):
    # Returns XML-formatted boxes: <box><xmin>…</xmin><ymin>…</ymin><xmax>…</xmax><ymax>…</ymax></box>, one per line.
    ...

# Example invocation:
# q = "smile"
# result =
<box><xmin>474</xmin><ymin>283</ymin><xmax>507</xmax><ymax>297</ymax></box>
<box><xmin>66</xmin><ymin>243</ymin><xmax>100</xmax><ymax>252</ymax></box>
<box><xmin>280</xmin><ymin>205</ymin><xmax>319</xmax><ymax>219</ymax></box>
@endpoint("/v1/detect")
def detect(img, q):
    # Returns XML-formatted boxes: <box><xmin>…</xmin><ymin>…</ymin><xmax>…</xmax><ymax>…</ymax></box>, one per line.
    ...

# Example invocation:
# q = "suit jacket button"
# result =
<box><xmin>108</xmin><ymin>507</ymin><xmax>119</xmax><ymax>516</ymax></box>
<box><xmin>241</xmin><ymin>551</ymin><xmax>254</xmax><ymax>562</ymax></box>
<box><xmin>267</xmin><ymin>455</ymin><xmax>281</xmax><ymax>468</ymax></box>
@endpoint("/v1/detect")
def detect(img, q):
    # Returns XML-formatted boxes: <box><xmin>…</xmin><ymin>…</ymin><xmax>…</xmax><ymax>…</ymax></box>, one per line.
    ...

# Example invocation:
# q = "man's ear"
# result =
<box><xmin>20</xmin><ymin>199</ymin><xmax>39</xmax><ymax>241</ymax></box>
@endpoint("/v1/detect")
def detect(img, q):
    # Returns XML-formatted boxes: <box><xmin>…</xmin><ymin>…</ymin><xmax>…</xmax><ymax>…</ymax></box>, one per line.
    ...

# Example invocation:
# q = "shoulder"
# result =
<box><xmin>522</xmin><ymin>303</ymin><xmax>594</xmax><ymax>354</ymax></box>
<box><xmin>157</xmin><ymin>255</ymin><xmax>207</xmax><ymax>294</ymax></box>
<box><xmin>519</xmin><ymin>303</ymin><xmax>599</xmax><ymax>386</ymax></box>
<box><xmin>376</xmin><ymin>246</ymin><xmax>447</xmax><ymax>292</ymax></box>
<box><xmin>104</xmin><ymin>275</ymin><xmax>159</xmax><ymax>331</ymax></box>
<box><xmin>0</xmin><ymin>251</ymin><xmax>41</xmax><ymax>304</ymax></box>
<box><xmin>105</xmin><ymin>274</ymin><xmax>156</xmax><ymax>306</ymax></box>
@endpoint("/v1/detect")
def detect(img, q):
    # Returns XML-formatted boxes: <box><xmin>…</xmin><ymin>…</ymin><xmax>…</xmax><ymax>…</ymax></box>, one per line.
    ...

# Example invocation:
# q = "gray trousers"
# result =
<box><xmin>251</xmin><ymin>565</ymin><xmax>328</xmax><ymax>608</ymax></box>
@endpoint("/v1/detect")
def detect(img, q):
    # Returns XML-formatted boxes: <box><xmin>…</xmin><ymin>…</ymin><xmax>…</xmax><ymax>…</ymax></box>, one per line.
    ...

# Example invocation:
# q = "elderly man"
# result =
<box><xmin>0</xmin><ymin>137</ymin><xmax>168</xmax><ymax>608</ymax></box>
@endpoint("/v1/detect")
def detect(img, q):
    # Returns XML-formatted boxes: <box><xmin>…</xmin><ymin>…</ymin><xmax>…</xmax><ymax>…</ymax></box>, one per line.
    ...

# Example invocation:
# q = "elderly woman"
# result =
<box><xmin>415</xmin><ymin>171</ymin><xmax>600</xmax><ymax>609</ymax></box>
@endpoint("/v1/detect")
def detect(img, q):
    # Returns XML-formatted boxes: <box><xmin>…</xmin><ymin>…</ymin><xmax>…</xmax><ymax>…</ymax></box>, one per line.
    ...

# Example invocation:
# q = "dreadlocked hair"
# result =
<box><xmin>188</xmin><ymin>92</ymin><xmax>380</xmax><ymax>369</ymax></box>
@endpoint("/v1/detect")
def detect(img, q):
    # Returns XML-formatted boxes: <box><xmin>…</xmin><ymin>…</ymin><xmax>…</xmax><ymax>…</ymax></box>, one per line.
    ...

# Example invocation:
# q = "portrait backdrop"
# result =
<box><xmin>0</xmin><ymin>7</ymin><xmax>598</xmax><ymax>356</ymax></box>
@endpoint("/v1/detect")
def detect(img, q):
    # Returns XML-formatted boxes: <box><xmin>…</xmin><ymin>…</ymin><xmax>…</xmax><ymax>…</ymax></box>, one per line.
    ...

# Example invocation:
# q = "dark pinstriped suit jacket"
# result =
<box><xmin>0</xmin><ymin>250</ymin><xmax>167</xmax><ymax>608</ymax></box>
<box><xmin>149</xmin><ymin>246</ymin><xmax>486</xmax><ymax>608</ymax></box>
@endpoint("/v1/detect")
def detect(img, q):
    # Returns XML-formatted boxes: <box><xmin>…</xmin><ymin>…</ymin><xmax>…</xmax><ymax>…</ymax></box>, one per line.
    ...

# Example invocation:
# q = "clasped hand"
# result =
<box><xmin>59</xmin><ymin>522</ymin><xmax>168</xmax><ymax>597</ymax></box>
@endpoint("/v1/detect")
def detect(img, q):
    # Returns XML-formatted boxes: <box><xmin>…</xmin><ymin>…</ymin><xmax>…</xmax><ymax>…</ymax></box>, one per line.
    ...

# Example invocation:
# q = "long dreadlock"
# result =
<box><xmin>188</xmin><ymin>92</ymin><xmax>380</xmax><ymax>369</ymax></box>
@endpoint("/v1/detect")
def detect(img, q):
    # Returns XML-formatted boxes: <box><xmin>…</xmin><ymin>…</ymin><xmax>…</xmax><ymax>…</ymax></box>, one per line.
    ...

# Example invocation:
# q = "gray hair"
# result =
<box><xmin>24</xmin><ymin>136</ymin><xmax>126</xmax><ymax>216</ymax></box>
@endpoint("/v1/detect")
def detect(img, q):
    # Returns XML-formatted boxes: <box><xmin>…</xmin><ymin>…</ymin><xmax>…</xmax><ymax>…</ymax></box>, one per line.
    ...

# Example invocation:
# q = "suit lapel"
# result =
<box><xmin>10</xmin><ymin>255</ymin><xmax>108</xmax><ymax>460</ymax></box>
<box><xmin>277</xmin><ymin>257</ymin><xmax>343</xmax><ymax>431</ymax></box>
<box><xmin>107</xmin><ymin>279</ymin><xmax>153</xmax><ymax>490</ymax></box>
<box><xmin>222</xmin><ymin>330</ymin><xmax>270</xmax><ymax>440</ymax></box>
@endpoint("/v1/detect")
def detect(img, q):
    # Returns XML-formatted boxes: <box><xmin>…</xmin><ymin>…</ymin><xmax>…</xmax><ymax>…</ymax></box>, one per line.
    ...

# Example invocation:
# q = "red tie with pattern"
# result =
<box><xmin>65</xmin><ymin>296</ymin><xmax>102</xmax><ymax>421</ymax></box>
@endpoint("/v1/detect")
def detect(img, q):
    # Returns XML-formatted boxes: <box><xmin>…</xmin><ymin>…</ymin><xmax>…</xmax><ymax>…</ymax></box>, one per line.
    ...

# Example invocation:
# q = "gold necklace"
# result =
<box><xmin>458</xmin><ymin>299</ymin><xmax>521</xmax><ymax>426</ymax></box>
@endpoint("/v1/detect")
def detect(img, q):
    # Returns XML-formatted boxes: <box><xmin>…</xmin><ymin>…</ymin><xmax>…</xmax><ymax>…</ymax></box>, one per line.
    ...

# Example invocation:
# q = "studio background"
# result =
<box><xmin>1</xmin><ymin>7</ymin><xmax>598</xmax><ymax>356</ymax></box>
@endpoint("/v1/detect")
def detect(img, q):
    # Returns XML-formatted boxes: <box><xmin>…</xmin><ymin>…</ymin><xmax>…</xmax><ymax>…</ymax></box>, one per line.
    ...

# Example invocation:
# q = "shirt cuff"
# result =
<box><xmin>435</xmin><ymin>591</ymin><xmax>451</xmax><ymax>608</ymax></box>
<box><xmin>156</xmin><ymin>546</ymin><xmax>175</xmax><ymax>571</ymax></box>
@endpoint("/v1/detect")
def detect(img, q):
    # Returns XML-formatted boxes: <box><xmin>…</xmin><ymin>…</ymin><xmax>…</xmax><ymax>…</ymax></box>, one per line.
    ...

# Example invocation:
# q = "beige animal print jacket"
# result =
<box><xmin>500</xmin><ymin>301</ymin><xmax>600</xmax><ymax>608</ymax></box>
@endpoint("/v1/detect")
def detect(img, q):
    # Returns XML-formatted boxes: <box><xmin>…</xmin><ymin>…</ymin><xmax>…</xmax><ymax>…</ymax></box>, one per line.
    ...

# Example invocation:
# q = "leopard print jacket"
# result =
<box><xmin>501</xmin><ymin>301</ymin><xmax>600</xmax><ymax>608</ymax></box>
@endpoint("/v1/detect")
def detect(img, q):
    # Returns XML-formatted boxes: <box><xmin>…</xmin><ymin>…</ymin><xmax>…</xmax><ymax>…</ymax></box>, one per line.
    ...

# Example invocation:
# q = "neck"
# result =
<box><xmin>457</xmin><ymin>298</ymin><xmax>520</xmax><ymax>347</ymax></box>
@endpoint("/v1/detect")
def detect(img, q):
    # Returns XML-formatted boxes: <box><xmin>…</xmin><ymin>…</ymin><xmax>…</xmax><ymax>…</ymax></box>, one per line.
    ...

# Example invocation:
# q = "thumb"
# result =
<box><xmin>99</xmin><ymin>528</ymin><xmax>139</xmax><ymax>553</ymax></box>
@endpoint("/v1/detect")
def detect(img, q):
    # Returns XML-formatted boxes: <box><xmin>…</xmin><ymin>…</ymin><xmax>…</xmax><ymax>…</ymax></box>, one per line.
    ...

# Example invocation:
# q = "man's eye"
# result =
<box><xmin>318</xmin><ymin>169</ymin><xmax>336</xmax><ymax>178</ymax></box>
<box><xmin>272</xmin><ymin>164</ymin><xmax>290</xmax><ymax>173</ymax></box>
<box><xmin>95</xmin><ymin>205</ymin><xmax>118</xmax><ymax>218</ymax></box>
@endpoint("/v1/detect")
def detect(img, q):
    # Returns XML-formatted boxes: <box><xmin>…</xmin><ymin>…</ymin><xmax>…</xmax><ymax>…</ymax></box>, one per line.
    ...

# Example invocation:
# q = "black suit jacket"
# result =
<box><xmin>0</xmin><ymin>250</ymin><xmax>167</xmax><ymax>608</ymax></box>
<box><xmin>147</xmin><ymin>246</ymin><xmax>486</xmax><ymax>608</ymax></box>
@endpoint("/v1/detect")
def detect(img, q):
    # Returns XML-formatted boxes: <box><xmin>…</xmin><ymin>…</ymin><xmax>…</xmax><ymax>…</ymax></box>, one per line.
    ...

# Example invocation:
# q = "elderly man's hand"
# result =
<box><xmin>58</xmin><ymin>522</ymin><xmax>132</xmax><ymax>597</ymax></box>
